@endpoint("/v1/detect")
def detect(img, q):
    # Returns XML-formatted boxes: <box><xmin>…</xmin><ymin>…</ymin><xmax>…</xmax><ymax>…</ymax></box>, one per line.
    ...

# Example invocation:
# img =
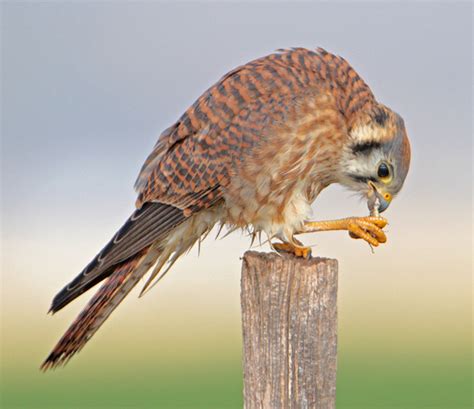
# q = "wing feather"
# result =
<box><xmin>133</xmin><ymin>51</ymin><xmax>305</xmax><ymax>210</ymax></box>
<box><xmin>50</xmin><ymin>202</ymin><xmax>184</xmax><ymax>313</ymax></box>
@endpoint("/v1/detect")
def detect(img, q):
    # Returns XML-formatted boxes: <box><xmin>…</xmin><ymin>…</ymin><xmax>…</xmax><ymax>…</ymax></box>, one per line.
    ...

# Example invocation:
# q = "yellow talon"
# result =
<box><xmin>273</xmin><ymin>241</ymin><xmax>312</xmax><ymax>259</ymax></box>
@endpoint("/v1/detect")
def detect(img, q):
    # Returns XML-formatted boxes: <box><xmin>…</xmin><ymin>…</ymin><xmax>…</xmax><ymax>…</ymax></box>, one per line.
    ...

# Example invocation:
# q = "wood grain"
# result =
<box><xmin>241</xmin><ymin>251</ymin><xmax>338</xmax><ymax>409</ymax></box>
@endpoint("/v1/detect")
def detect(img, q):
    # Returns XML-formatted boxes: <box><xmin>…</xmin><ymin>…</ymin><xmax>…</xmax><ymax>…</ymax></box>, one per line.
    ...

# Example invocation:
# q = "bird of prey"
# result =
<box><xmin>42</xmin><ymin>47</ymin><xmax>411</xmax><ymax>369</ymax></box>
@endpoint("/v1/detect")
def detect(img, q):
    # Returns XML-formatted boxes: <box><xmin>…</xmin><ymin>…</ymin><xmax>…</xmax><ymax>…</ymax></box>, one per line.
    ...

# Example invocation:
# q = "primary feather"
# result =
<box><xmin>49</xmin><ymin>202</ymin><xmax>184</xmax><ymax>313</ymax></box>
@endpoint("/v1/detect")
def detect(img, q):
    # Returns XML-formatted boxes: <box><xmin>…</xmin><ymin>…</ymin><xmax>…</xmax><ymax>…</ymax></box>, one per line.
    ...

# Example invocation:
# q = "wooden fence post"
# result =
<box><xmin>240</xmin><ymin>251</ymin><xmax>338</xmax><ymax>409</ymax></box>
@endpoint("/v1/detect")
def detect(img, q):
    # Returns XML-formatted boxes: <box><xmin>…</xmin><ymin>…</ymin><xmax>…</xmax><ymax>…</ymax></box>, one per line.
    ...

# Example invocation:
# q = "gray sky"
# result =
<box><xmin>2</xmin><ymin>1</ymin><xmax>472</xmax><ymax>274</ymax></box>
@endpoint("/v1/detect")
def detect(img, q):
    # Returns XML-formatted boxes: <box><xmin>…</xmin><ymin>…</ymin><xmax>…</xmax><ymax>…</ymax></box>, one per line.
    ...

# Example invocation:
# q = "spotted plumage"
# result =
<box><xmin>42</xmin><ymin>47</ymin><xmax>411</xmax><ymax>369</ymax></box>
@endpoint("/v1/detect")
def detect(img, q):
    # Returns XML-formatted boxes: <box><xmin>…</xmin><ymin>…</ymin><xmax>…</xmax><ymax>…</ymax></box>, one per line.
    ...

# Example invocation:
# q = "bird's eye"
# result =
<box><xmin>377</xmin><ymin>162</ymin><xmax>390</xmax><ymax>180</ymax></box>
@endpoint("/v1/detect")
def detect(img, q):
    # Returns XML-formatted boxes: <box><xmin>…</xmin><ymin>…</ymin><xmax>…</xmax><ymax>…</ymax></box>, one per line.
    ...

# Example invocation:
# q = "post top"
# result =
<box><xmin>242</xmin><ymin>250</ymin><xmax>337</xmax><ymax>267</ymax></box>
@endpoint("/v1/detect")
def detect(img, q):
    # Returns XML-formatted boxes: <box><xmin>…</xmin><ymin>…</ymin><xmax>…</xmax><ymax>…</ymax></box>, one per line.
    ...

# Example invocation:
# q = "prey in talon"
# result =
<box><xmin>367</xmin><ymin>188</ymin><xmax>382</xmax><ymax>218</ymax></box>
<box><xmin>43</xmin><ymin>48</ymin><xmax>411</xmax><ymax>369</ymax></box>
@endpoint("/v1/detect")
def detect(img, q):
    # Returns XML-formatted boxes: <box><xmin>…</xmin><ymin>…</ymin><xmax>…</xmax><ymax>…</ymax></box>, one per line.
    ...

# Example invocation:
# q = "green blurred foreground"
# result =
<box><xmin>1</xmin><ymin>348</ymin><xmax>470</xmax><ymax>409</ymax></box>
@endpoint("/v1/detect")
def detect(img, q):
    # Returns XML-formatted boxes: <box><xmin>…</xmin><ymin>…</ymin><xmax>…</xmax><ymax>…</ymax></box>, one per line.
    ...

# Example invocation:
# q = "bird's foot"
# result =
<box><xmin>273</xmin><ymin>241</ymin><xmax>312</xmax><ymax>259</ymax></box>
<box><xmin>302</xmin><ymin>216</ymin><xmax>388</xmax><ymax>247</ymax></box>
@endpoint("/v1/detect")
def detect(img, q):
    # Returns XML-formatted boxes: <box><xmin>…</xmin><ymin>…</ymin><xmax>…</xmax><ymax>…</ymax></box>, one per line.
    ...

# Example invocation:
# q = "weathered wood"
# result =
<box><xmin>241</xmin><ymin>251</ymin><xmax>338</xmax><ymax>409</ymax></box>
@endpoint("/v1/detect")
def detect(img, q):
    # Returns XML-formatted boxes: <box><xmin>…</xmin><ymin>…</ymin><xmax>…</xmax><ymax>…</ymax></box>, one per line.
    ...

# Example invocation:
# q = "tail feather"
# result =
<box><xmin>138</xmin><ymin>246</ymin><xmax>174</xmax><ymax>297</ymax></box>
<box><xmin>41</xmin><ymin>246</ymin><xmax>159</xmax><ymax>370</ymax></box>
<box><xmin>42</xmin><ymin>206</ymin><xmax>222</xmax><ymax>370</ymax></box>
<box><xmin>138</xmin><ymin>212</ymin><xmax>219</xmax><ymax>297</ymax></box>
<box><xmin>139</xmin><ymin>245</ymin><xmax>186</xmax><ymax>297</ymax></box>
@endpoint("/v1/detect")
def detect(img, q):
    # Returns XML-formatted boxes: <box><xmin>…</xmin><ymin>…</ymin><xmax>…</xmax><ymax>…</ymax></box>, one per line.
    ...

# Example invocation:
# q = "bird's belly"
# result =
<box><xmin>223</xmin><ymin>178</ymin><xmax>314</xmax><ymax>241</ymax></box>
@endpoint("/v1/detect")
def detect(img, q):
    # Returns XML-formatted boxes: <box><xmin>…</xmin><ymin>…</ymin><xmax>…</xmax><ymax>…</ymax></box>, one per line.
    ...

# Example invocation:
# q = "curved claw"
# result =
<box><xmin>347</xmin><ymin>217</ymin><xmax>388</xmax><ymax>246</ymax></box>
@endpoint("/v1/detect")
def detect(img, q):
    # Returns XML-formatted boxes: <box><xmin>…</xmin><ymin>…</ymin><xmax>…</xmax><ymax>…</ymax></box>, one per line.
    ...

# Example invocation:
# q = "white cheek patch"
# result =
<box><xmin>346</xmin><ymin>156</ymin><xmax>375</xmax><ymax>175</ymax></box>
<box><xmin>339</xmin><ymin>146</ymin><xmax>389</xmax><ymax>194</ymax></box>
<box><xmin>343</xmin><ymin>149</ymin><xmax>377</xmax><ymax>177</ymax></box>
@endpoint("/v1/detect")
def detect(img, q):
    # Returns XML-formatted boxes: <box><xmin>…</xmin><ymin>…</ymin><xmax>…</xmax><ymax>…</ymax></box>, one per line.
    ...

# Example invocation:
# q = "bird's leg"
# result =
<box><xmin>272</xmin><ymin>237</ymin><xmax>312</xmax><ymax>259</ymax></box>
<box><xmin>298</xmin><ymin>216</ymin><xmax>388</xmax><ymax>247</ymax></box>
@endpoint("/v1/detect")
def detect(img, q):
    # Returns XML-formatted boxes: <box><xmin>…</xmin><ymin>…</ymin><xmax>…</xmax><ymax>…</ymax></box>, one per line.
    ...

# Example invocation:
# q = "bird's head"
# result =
<box><xmin>340</xmin><ymin>106</ymin><xmax>411</xmax><ymax>213</ymax></box>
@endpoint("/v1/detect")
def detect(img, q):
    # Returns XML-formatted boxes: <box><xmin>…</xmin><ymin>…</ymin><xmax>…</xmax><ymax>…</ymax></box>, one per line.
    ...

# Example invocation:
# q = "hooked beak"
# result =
<box><xmin>367</xmin><ymin>182</ymin><xmax>392</xmax><ymax>213</ymax></box>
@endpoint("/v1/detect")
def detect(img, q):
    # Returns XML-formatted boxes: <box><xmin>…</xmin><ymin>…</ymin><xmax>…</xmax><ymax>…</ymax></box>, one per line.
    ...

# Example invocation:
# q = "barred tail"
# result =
<box><xmin>42</xmin><ymin>204</ymin><xmax>219</xmax><ymax>370</ymax></box>
<box><xmin>41</xmin><ymin>246</ymin><xmax>159</xmax><ymax>370</ymax></box>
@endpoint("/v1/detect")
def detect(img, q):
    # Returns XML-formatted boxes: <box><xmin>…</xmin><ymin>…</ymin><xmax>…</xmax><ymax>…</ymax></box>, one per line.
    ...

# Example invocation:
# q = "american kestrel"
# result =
<box><xmin>42</xmin><ymin>48</ymin><xmax>411</xmax><ymax>369</ymax></box>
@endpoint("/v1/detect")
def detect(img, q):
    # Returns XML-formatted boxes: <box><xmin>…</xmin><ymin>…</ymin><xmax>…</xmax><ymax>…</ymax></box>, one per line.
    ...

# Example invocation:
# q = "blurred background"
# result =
<box><xmin>1</xmin><ymin>2</ymin><xmax>472</xmax><ymax>408</ymax></box>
